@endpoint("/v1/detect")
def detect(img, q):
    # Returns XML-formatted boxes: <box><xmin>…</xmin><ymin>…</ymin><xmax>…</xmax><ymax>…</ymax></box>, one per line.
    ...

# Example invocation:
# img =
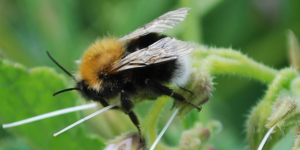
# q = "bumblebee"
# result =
<box><xmin>47</xmin><ymin>7</ymin><xmax>200</xmax><ymax>138</ymax></box>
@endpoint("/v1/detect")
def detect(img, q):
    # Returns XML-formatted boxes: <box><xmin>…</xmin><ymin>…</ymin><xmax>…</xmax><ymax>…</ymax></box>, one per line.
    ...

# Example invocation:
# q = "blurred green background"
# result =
<box><xmin>0</xmin><ymin>0</ymin><xmax>300</xmax><ymax>149</ymax></box>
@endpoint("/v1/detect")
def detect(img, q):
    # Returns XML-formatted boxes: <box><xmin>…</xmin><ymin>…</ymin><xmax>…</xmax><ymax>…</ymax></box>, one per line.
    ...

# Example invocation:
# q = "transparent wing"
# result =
<box><xmin>119</xmin><ymin>8</ymin><xmax>191</xmax><ymax>41</ymax></box>
<box><xmin>108</xmin><ymin>37</ymin><xmax>193</xmax><ymax>73</ymax></box>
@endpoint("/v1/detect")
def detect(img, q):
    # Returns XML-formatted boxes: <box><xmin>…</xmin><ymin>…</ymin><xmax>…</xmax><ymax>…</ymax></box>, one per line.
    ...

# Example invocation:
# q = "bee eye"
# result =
<box><xmin>77</xmin><ymin>82</ymin><xmax>83</xmax><ymax>90</ymax></box>
<box><xmin>99</xmin><ymin>72</ymin><xmax>106</xmax><ymax>79</ymax></box>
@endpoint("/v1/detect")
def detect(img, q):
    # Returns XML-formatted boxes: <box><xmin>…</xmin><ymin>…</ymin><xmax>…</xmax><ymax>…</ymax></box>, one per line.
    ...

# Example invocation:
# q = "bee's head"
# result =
<box><xmin>77</xmin><ymin>38</ymin><xmax>124</xmax><ymax>90</ymax></box>
<box><xmin>75</xmin><ymin>80</ymin><xmax>102</xmax><ymax>100</ymax></box>
<box><xmin>47</xmin><ymin>51</ymin><xmax>102</xmax><ymax>99</ymax></box>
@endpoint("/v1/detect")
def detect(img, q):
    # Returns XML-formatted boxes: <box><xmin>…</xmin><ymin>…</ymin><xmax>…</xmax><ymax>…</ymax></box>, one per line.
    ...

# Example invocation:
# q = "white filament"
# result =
<box><xmin>258</xmin><ymin>125</ymin><xmax>276</xmax><ymax>150</ymax></box>
<box><xmin>54</xmin><ymin>102</ymin><xmax>120</xmax><ymax>136</ymax></box>
<box><xmin>150</xmin><ymin>108</ymin><xmax>179</xmax><ymax>150</ymax></box>
<box><xmin>2</xmin><ymin>103</ymin><xmax>98</xmax><ymax>128</ymax></box>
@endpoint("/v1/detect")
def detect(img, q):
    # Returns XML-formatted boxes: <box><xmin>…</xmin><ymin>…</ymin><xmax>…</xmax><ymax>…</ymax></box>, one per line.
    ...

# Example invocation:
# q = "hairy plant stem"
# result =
<box><xmin>192</xmin><ymin>47</ymin><xmax>278</xmax><ymax>83</ymax></box>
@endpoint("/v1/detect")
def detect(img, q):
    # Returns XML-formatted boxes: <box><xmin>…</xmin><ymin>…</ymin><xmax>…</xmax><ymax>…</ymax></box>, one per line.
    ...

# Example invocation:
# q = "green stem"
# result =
<box><xmin>263</xmin><ymin>68</ymin><xmax>298</xmax><ymax>102</ymax></box>
<box><xmin>290</xmin><ymin>77</ymin><xmax>300</xmax><ymax>98</ymax></box>
<box><xmin>142</xmin><ymin>97</ymin><xmax>168</xmax><ymax>141</ymax></box>
<box><xmin>192</xmin><ymin>47</ymin><xmax>278</xmax><ymax>83</ymax></box>
<box><xmin>142</xmin><ymin>97</ymin><xmax>178</xmax><ymax>150</ymax></box>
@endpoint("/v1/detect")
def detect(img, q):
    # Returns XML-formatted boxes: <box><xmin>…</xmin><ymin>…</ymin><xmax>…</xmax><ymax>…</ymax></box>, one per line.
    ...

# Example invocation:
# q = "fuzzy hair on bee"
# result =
<box><xmin>47</xmin><ymin>7</ymin><xmax>201</xmax><ymax>139</ymax></box>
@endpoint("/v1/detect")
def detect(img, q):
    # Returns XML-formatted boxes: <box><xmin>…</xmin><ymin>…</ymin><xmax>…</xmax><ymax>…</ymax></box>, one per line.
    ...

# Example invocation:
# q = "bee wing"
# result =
<box><xmin>119</xmin><ymin>8</ymin><xmax>191</xmax><ymax>42</ymax></box>
<box><xmin>108</xmin><ymin>37</ymin><xmax>192</xmax><ymax>73</ymax></box>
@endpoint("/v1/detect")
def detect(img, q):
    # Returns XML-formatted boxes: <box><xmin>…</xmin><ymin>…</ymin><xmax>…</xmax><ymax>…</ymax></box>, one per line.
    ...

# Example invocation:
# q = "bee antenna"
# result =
<box><xmin>46</xmin><ymin>51</ymin><xmax>76</xmax><ymax>81</ymax></box>
<box><xmin>53</xmin><ymin>88</ymin><xmax>79</xmax><ymax>96</ymax></box>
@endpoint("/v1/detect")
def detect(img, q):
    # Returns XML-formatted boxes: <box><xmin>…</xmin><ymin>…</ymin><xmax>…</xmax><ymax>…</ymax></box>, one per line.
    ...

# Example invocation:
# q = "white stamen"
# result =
<box><xmin>150</xmin><ymin>108</ymin><xmax>179</xmax><ymax>150</ymax></box>
<box><xmin>258</xmin><ymin>125</ymin><xmax>276</xmax><ymax>150</ymax></box>
<box><xmin>54</xmin><ymin>102</ymin><xmax>120</xmax><ymax>136</ymax></box>
<box><xmin>2</xmin><ymin>103</ymin><xmax>98</xmax><ymax>128</ymax></box>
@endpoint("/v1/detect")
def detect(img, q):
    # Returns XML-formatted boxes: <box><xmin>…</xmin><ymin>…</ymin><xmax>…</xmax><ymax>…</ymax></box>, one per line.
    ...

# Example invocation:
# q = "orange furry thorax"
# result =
<box><xmin>78</xmin><ymin>38</ymin><xmax>124</xmax><ymax>89</ymax></box>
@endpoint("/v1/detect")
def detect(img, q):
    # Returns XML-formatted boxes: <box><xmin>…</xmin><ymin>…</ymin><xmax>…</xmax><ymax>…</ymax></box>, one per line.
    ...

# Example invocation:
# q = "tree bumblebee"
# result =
<box><xmin>47</xmin><ymin>7</ymin><xmax>200</xmax><ymax>139</ymax></box>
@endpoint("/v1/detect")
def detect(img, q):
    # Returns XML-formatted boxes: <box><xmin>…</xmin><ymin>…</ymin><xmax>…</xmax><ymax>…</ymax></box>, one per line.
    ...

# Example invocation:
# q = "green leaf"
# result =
<box><xmin>0</xmin><ymin>59</ymin><xmax>104</xmax><ymax>150</ymax></box>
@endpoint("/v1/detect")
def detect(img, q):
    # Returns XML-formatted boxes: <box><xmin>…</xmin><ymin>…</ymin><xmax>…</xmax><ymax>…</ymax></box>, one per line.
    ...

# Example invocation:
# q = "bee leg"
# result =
<box><xmin>178</xmin><ymin>85</ymin><xmax>194</xmax><ymax>96</ymax></box>
<box><xmin>98</xmin><ymin>98</ymin><xmax>109</xmax><ymax>107</ymax></box>
<box><xmin>146</xmin><ymin>79</ymin><xmax>202</xmax><ymax>111</ymax></box>
<box><xmin>128</xmin><ymin>111</ymin><xmax>142</xmax><ymax>142</ymax></box>
<box><xmin>120</xmin><ymin>90</ymin><xmax>142</xmax><ymax>142</ymax></box>
<box><xmin>98</xmin><ymin>97</ymin><xmax>119</xmax><ymax>109</ymax></box>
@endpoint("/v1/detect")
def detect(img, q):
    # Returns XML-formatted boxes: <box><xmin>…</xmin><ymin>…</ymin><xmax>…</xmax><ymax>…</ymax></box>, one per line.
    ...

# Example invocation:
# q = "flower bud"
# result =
<box><xmin>208</xmin><ymin>120</ymin><xmax>222</xmax><ymax>135</ymax></box>
<box><xmin>266</xmin><ymin>97</ymin><xmax>300</xmax><ymax>129</ymax></box>
<box><xmin>174</xmin><ymin>70</ymin><xmax>214</xmax><ymax>117</ymax></box>
<box><xmin>179</xmin><ymin>130</ymin><xmax>201</xmax><ymax>150</ymax></box>
<box><xmin>179</xmin><ymin>122</ymin><xmax>216</xmax><ymax>150</ymax></box>
<box><xmin>105</xmin><ymin>132</ymin><xmax>146</xmax><ymax>150</ymax></box>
